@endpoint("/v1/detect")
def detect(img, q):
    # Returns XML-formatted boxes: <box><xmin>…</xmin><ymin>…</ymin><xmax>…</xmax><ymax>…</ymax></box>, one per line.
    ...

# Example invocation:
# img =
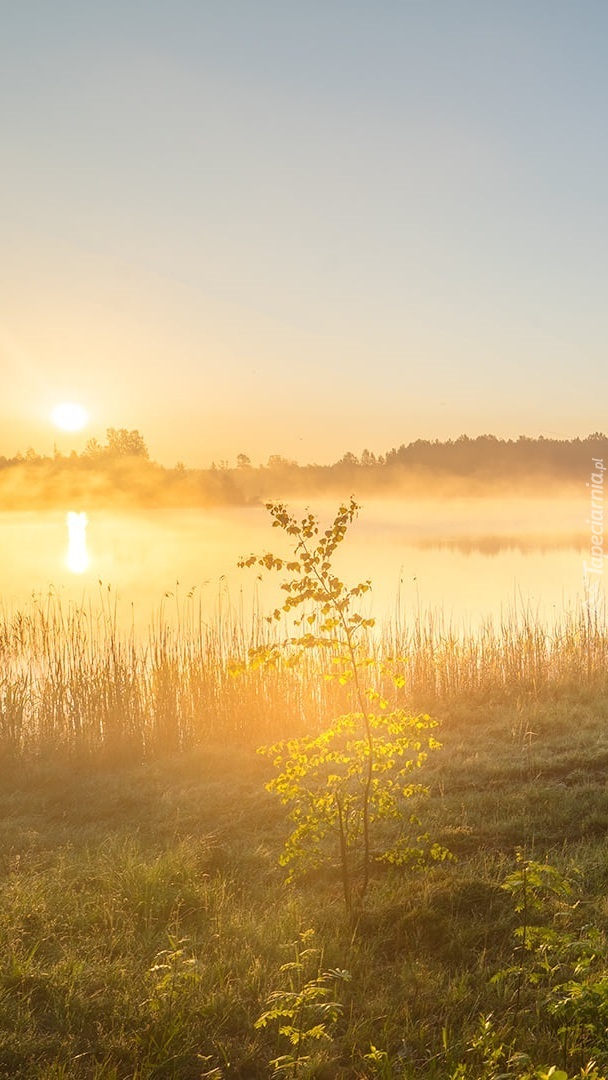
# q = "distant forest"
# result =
<box><xmin>0</xmin><ymin>429</ymin><xmax>606</xmax><ymax>508</ymax></box>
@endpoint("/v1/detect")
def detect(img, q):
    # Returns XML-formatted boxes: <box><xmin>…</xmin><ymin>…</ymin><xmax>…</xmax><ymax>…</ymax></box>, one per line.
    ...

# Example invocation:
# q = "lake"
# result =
<box><xmin>0</xmin><ymin>495</ymin><xmax>596</xmax><ymax>635</ymax></box>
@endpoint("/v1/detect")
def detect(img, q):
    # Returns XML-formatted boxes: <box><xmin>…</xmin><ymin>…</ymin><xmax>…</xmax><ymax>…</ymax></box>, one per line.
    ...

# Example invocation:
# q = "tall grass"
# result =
<box><xmin>1</xmin><ymin>590</ymin><xmax>608</xmax><ymax>763</ymax></box>
<box><xmin>388</xmin><ymin>602</ymin><xmax>608</xmax><ymax>702</ymax></box>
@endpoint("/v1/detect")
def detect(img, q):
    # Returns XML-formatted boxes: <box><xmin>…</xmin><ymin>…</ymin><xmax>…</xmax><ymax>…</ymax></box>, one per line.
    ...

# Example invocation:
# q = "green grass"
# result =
<box><xmin>2</xmin><ymin>694</ymin><xmax>608</xmax><ymax>1077</ymax></box>
<box><xmin>3</xmin><ymin>590</ymin><xmax>608</xmax><ymax>1075</ymax></box>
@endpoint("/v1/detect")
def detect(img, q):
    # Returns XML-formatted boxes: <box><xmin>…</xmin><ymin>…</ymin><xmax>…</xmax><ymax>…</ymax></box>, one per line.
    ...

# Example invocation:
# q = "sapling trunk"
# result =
<box><xmin>335</xmin><ymin>793</ymin><xmax>352</xmax><ymax>911</ymax></box>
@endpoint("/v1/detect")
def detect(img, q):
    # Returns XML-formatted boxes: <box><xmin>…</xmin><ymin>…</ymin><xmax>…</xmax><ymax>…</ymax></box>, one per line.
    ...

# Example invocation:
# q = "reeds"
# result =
<box><xmin>386</xmin><ymin>601</ymin><xmax>608</xmax><ymax>702</ymax></box>
<box><xmin>1</xmin><ymin>589</ymin><xmax>608</xmax><ymax>762</ymax></box>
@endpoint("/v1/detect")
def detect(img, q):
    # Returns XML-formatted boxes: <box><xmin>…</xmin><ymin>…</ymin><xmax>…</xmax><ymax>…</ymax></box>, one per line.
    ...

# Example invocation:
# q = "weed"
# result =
<box><xmin>255</xmin><ymin>928</ymin><xmax>350</xmax><ymax>1077</ymax></box>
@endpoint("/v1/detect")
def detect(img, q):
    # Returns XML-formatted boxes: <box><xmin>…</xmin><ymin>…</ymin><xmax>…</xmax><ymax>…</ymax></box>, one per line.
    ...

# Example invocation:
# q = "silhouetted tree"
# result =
<box><xmin>82</xmin><ymin>437</ymin><xmax>104</xmax><ymax>458</ymax></box>
<box><xmin>361</xmin><ymin>449</ymin><xmax>377</xmax><ymax>466</ymax></box>
<box><xmin>105</xmin><ymin>428</ymin><xmax>149</xmax><ymax>459</ymax></box>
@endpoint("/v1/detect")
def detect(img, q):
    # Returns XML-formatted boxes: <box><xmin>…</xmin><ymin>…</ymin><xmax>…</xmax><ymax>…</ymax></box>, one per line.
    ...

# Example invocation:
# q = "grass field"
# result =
<box><xmin>3</xmin><ymin>637</ymin><xmax>608</xmax><ymax>1077</ymax></box>
<box><xmin>3</xmin><ymin>555</ymin><xmax>608</xmax><ymax>1078</ymax></box>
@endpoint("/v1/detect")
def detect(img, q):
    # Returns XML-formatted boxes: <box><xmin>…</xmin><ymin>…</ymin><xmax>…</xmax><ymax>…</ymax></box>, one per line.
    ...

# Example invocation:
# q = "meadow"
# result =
<box><xmin>2</xmin><ymin>587</ymin><xmax>608</xmax><ymax>1078</ymax></box>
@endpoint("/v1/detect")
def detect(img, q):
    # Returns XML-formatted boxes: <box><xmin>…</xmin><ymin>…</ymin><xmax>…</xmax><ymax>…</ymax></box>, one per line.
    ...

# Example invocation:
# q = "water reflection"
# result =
<box><xmin>414</xmin><ymin>533</ymin><xmax>585</xmax><ymax>556</ymax></box>
<box><xmin>0</xmin><ymin>499</ymin><xmax>590</xmax><ymax>631</ymax></box>
<box><xmin>66</xmin><ymin>512</ymin><xmax>89</xmax><ymax>574</ymax></box>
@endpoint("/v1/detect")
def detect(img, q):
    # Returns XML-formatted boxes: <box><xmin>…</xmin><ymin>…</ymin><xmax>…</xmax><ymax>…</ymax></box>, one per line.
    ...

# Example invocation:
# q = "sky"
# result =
<box><xmin>2</xmin><ymin>0</ymin><xmax>608</xmax><ymax>467</ymax></box>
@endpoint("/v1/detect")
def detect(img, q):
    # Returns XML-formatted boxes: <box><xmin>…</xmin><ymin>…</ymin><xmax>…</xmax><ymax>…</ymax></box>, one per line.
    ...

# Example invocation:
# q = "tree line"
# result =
<box><xmin>1</xmin><ymin>429</ymin><xmax>605</xmax><ymax>508</ymax></box>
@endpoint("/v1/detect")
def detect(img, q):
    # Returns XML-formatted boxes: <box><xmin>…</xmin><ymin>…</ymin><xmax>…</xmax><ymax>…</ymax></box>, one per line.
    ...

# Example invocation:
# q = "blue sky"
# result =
<box><xmin>2</xmin><ymin>1</ymin><xmax>608</xmax><ymax>464</ymax></box>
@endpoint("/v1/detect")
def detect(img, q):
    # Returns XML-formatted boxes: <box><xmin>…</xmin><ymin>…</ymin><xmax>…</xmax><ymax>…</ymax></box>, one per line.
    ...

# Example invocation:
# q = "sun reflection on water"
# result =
<box><xmin>0</xmin><ymin>500</ymin><xmax>584</xmax><ymax>627</ymax></box>
<box><xmin>66</xmin><ymin>512</ymin><xmax>89</xmax><ymax>574</ymax></box>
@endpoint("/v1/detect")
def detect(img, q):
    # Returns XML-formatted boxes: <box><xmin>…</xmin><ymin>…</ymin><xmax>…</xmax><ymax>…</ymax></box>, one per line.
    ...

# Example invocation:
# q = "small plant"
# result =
<box><xmin>363</xmin><ymin>1043</ymin><xmax>395</xmax><ymax>1079</ymax></box>
<box><xmin>146</xmin><ymin>935</ymin><xmax>202</xmax><ymax>1017</ymax></box>
<box><xmin>239</xmin><ymin>499</ymin><xmax>446</xmax><ymax>909</ymax></box>
<box><xmin>445</xmin><ymin>1013</ymin><xmax>608</xmax><ymax>1080</ymax></box>
<box><xmin>494</xmin><ymin>853</ymin><xmax>608</xmax><ymax>1075</ymax></box>
<box><xmin>255</xmin><ymin>928</ymin><xmax>350</xmax><ymax>1077</ymax></box>
<box><xmin>497</xmin><ymin>851</ymin><xmax>575</xmax><ymax>1013</ymax></box>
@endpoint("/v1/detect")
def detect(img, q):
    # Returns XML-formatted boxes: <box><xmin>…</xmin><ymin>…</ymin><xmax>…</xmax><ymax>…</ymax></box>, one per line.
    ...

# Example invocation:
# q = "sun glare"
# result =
<box><xmin>52</xmin><ymin>402</ymin><xmax>89</xmax><ymax>432</ymax></box>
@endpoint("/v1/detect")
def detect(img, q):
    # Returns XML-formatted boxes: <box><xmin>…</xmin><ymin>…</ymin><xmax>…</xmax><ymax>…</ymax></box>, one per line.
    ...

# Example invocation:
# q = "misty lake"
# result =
<box><xmin>0</xmin><ymin>496</ymin><xmax>595</xmax><ymax>634</ymax></box>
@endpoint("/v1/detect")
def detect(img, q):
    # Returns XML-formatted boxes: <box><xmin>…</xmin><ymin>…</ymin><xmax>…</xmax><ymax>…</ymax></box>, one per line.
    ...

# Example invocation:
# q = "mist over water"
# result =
<box><xmin>0</xmin><ymin>496</ymin><xmax>590</xmax><ymax>634</ymax></box>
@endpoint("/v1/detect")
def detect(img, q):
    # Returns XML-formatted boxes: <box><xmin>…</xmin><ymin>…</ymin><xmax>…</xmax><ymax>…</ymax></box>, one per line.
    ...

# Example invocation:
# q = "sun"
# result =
<box><xmin>52</xmin><ymin>402</ymin><xmax>89</xmax><ymax>432</ymax></box>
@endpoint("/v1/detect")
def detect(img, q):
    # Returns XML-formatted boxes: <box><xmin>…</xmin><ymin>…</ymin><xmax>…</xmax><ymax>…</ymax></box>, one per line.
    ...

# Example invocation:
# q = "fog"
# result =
<box><xmin>0</xmin><ymin>492</ymin><xmax>590</xmax><ymax>635</ymax></box>
<box><xmin>0</xmin><ymin>435</ymin><xmax>595</xmax><ymax>632</ymax></box>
